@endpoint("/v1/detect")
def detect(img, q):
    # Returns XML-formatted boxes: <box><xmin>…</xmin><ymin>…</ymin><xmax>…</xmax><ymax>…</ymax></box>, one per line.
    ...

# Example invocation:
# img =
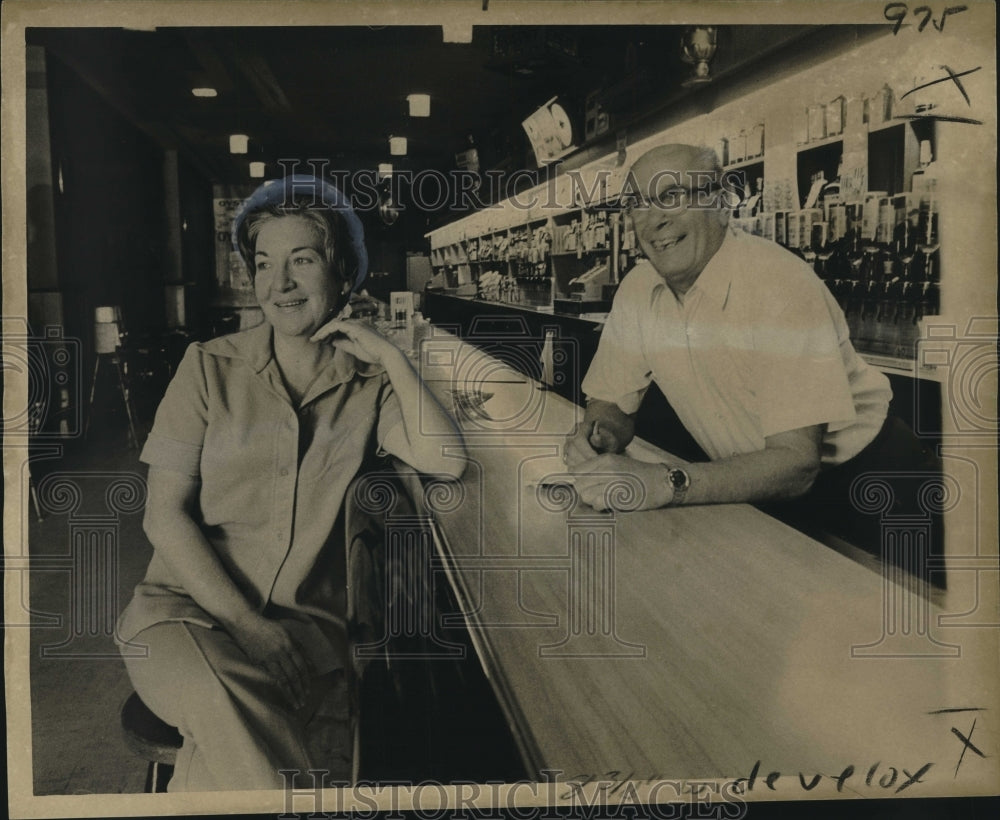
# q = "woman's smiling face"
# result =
<box><xmin>253</xmin><ymin>215</ymin><xmax>344</xmax><ymax>338</ymax></box>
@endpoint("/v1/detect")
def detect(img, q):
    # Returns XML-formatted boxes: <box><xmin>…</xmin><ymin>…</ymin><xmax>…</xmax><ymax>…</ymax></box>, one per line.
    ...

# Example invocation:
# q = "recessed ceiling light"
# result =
<box><xmin>229</xmin><ymin>134</ymin><xmax>249</xmax><ymax>154</ymax></box>
<box><xmin>389</xmin><ymin>136</ymin><xmax>407</xmax><ymax>156</ymax></box>
<box><xmin>191</xmin><ymin>87</ymin><xmax>218</xmax><ymax>98</ymax></box>
<box><xmin>249</xmin><ymin>161</ymin><xmax>266</xmax><ymax>178</ymax></box>
<box><xmin>407</xmin><ymin>94</ymin><xmax>431</xmax><ymax>117</ymax></box>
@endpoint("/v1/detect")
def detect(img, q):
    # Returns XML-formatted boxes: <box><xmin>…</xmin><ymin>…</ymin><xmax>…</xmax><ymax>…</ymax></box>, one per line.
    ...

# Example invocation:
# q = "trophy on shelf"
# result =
<box><xmin>681</xmin><ymin>26</ymin><xmax>718</xmax><ymax>86</ymax></box>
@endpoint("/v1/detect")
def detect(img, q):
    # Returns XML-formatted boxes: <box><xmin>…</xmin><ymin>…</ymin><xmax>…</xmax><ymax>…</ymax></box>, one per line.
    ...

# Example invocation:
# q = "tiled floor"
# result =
<box><xmin>26</xmin><ymin>425</ymin><xmax>150</xmax><ymax>795</ymax></box>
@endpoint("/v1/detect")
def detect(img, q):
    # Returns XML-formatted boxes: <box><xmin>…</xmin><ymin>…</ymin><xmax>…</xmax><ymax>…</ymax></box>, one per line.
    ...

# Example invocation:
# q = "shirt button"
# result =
<box><xmin>280</xmin><ymin>468</ymin><xmax>289</xmax><ymax>477</ymax></box>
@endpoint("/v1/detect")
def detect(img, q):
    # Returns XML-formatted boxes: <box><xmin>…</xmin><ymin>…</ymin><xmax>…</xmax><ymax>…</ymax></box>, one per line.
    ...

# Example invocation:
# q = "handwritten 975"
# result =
<box><xmin>884</xmin><ymin>3</ymin><xmax>968</xmax><ymax>34</ymax></box>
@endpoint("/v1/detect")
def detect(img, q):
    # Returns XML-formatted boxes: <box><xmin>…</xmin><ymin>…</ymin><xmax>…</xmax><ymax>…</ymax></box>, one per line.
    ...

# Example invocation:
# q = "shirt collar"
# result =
<box><xmin>687</xmin><ymin>226</ymin><xmax>740</xmax><ymax>308</ymax></box>
<box><xmin>204</xmin><ymin>320</ymin><xmax>384</xmax><ymax>388</ymax></box>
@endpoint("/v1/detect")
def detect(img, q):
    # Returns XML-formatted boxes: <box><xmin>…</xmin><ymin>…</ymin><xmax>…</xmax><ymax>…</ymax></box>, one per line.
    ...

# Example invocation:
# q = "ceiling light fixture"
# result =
<box><xmin>407</xmin><ymin>94</ymin><xmax>431</xmax><ymax>117</ymax></box>
<box><xmin>249</xmin><ymin>161</ymin><xmax>266</xmax><ymax>178</ymax></box>
<box><xmin>191</xmin><ymin>87</ymin><xmax>218</xmax><ymax>98</ymax></box>
<box><xmin>389</xmin><ymin>136</ymin><xmax>408</xmax><ymax>156</ymax></box>
<box><xmin>229</xmin><ymin>134</ymin><xmax>249</xmax><ymax>154</ymax></box>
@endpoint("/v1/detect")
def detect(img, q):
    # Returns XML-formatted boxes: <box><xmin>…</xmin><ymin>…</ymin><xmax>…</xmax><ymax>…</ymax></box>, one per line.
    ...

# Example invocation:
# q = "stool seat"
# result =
<box><xmin>120</xmin><ymin>692</ymin><xmax>182</xmax><ymax>766</ymax></box>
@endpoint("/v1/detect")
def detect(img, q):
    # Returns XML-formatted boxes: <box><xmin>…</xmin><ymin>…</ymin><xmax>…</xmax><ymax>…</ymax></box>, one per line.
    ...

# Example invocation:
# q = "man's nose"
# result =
<box><xmin>638</xmin><ymin>209</ymin><xmax>671</xmax><ymax>232</ymax></box>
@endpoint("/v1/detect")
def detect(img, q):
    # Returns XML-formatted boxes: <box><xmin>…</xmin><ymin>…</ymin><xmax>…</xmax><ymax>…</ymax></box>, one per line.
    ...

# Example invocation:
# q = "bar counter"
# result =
<box><xmin>396</xmin><ymin>326</ymin><xmax>992</xmax><ymax>795</ymax></box>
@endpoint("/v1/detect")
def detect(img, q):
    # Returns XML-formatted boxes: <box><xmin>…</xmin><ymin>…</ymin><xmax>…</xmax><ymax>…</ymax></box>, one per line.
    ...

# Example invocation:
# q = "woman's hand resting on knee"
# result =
<box><xmin>226</xmin><ymin>612</ymin><xmax>315</xmax><ymax>710</ymax></box>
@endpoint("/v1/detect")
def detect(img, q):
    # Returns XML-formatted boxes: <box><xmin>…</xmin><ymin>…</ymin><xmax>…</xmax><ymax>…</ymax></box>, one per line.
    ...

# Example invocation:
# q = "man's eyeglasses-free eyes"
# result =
<box><xmin>622</xmin><ymin>184</ymin><xmax>724</xmax><ymax>214</ymax></box>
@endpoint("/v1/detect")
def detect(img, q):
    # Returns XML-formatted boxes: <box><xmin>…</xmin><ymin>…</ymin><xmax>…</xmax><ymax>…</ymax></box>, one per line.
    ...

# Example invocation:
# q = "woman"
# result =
<box><xmin>117</xmin><ymin>175</ymin><xmax>466</xmax><ymax>791</ymax></box>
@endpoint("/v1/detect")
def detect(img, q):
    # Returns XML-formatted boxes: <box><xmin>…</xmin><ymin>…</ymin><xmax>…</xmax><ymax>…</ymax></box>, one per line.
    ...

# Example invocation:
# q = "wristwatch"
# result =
<box><xmin>664</xmin><ymin>466</ymin><xmax>691</xmax><ymax>505</ymax></box>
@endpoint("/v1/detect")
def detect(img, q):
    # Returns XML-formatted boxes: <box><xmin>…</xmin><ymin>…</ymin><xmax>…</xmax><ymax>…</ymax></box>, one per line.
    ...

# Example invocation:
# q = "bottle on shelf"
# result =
<box><xmin>911</xmin><ymin>140</ymin><xmax>939</xmax><ymax>247</ymax></box>
<box><xmin>840</xmin><ymin>204</ymin><xmax>866</xmax><ymax>337</ymax></box>
<box><xmin>745</xmin><ymin>177</ymin><xmax>764</xmax><ymax>217</ymax></box>
<box><xmin>819</xmin><ymin>158</ymin><xmax>842</xmax><ymax>210</ymax></box>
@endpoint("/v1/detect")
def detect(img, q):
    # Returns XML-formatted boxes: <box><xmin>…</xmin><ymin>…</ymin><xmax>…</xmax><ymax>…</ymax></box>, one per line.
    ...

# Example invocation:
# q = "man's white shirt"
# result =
<box><xmin>582</xmin><ymin>228</ymin><xmax>891</xmax><ymax>466</ymax></box>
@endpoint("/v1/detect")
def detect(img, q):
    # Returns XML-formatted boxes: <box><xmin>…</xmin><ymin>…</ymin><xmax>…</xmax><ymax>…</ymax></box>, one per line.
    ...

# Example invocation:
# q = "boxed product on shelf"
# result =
<box><xmin>826</xmin><ymin>96</ymin><xmax>845</xmax><ymax>136</ymax></box>
<box><xmin>747</xmin><ymin>123</ymin><xmax>765</xmax><ymax>159</ymax></box>
<box><xmin>807</xmin><ymin>103</ymin><xmax>827</xmax><ymax>142</ymax></box>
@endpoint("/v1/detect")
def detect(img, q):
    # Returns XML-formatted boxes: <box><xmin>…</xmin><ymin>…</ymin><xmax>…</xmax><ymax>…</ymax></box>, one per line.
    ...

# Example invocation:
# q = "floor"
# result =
<box><xmin>26</xmin><ymin>421</ymin><xmax>152</xmax><ymax>795</ymax></box>
<box><xmin>23</xmin><ymin>398</ymin><xmax>525</xmax><ymax>795</ymax></box>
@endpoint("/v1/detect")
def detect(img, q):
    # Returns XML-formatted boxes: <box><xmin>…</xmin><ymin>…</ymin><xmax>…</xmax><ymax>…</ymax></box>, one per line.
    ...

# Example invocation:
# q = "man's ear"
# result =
<box><xmin>715</xmin><ymin>206</ymin><xmax>731</xmax><ymax>227</ymax></box>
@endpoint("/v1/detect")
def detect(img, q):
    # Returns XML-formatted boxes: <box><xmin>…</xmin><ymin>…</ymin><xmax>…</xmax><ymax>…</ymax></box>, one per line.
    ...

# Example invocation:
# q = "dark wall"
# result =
<box><xmin>177</xmin><ymin>153</ymin><xmax>216</xmax><ymax>330</ymax></box>
<box><xmin>45</xmin><ymin>52</ymin><xmax>169</xmax><ymax>356</ymax></box>
<box><xmin>361</xmin><ymin>201</ymin><xmax>439</xmax><ymax>301</ymax></box>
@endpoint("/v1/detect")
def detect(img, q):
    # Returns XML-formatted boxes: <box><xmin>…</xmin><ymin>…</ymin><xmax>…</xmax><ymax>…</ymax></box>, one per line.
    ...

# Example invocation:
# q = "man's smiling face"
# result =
<box><xmin>628</xmin><ymin>144</ymin><xmax>730</xmax><ymax>295</ymax></box>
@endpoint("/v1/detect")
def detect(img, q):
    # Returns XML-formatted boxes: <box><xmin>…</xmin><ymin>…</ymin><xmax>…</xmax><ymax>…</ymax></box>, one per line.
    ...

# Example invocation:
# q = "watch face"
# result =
<box><xmin>669</xmin><ymin>469</ymin><xmax>689</xmax><ymax>490</ymax></box>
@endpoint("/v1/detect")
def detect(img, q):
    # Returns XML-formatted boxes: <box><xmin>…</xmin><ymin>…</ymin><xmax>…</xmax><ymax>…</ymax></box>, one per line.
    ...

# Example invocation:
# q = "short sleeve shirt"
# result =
<box><xmin>581</xmin><ymin>228</ymin><xmax>891</xmax><ymax>466</ymax></box>
<box><xmin>117</xmin><ymin>321</ymin><xmax>404</xmax><ymax>671</ymax></box>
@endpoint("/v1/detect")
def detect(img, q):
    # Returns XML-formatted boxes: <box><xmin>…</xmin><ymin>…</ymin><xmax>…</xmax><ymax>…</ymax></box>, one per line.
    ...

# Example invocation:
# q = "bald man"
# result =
<box><xmin>564</xmin><ymin>145</ymin><xmax>937</xmax><ymax>548</ymax></box>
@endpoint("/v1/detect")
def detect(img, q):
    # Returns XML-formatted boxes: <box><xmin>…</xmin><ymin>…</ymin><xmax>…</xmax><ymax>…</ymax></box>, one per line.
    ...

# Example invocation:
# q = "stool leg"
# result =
<box><xmin>113</xmin><ymin>354</ymin><xmax>140</xmax><ymax>449</ymax></box>
<box><xmin>83</xmin><ymin>355</ymin><xmax>101</xmax><ymax>440</ymax></box>
<box><xmin>29</xmin><ymin>474</ymin><xmax>43</xmax><ymax>522</ymax></box>
<box><xmin>146</xmin><ymin>761</ymin><xmax>175</xmax><ymax>793</ymax></box>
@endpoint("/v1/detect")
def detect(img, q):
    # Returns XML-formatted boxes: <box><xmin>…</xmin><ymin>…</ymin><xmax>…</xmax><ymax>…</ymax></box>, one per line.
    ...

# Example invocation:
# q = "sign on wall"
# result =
<box><xmin>213</xmin><ymin>188</ymin><xmax>254</xmax><ymax>292</ymax></box>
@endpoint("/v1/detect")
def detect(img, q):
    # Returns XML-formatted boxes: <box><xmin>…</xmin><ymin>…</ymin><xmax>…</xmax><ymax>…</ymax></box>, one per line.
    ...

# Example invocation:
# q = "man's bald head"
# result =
<box><xmin>629</xmin><ymin>144</ymin><xmax>723</xmax><ymax>193</ymax></box>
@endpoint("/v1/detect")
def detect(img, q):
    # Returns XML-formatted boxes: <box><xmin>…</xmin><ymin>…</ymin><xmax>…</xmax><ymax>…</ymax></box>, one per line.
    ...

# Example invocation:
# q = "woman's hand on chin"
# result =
<box><xmin>310</xmin><ymin>318</ymin><xmax>400</xmax><ymax>366</ymax></box>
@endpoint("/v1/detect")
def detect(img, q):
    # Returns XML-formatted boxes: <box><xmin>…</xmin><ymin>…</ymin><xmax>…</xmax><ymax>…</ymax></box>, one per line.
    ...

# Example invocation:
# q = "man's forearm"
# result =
<box><xmin>680</xmin><ymin>447</ymin><xmax>819</xmax><ymax>505</ymax></box>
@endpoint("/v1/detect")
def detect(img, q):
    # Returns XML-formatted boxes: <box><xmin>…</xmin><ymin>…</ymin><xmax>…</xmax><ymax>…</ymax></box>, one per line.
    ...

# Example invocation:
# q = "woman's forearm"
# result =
<box><xmin>143</xmin><ymin>471</ymin><xmax>257</xmax><ymax>632</ymax></box>
<box><xmin>381</xmin><ymin>347</ymin><xmax>467</xmax><ymax>479</ymax></box>
<box><xmin>145</xmin><ymin>517</ymin><xmax>257</xmax><ymax>630</ymax></box>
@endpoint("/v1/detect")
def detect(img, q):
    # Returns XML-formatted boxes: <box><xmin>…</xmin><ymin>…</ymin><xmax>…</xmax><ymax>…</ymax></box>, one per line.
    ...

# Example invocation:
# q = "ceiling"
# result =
<box><xmin>29</xmin><ymin>24</ymin><xmax>817</xmax><ymax>188</ymax></box>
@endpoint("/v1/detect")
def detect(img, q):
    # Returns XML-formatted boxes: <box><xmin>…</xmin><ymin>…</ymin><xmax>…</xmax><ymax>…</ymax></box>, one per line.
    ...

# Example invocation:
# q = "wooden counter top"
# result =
<box><xmin>401</xmin><ymin>329</ymin><xmax>997</xmax><ymax>796</ymax></box>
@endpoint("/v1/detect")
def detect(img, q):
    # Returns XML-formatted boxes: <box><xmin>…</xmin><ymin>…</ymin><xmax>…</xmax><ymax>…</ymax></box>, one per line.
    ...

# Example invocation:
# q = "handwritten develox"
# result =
<box><xmin>559</xmin><ymin>707</ymin><xmax>987</xmax><ymax>801</ymax></box>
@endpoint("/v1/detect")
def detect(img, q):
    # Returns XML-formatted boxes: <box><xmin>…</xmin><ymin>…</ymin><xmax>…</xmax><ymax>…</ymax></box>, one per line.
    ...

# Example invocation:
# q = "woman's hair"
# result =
<box><xmin>235</xmin><ymin>196</ymin><xmax>359</xmax><ymax>286</ymax></box>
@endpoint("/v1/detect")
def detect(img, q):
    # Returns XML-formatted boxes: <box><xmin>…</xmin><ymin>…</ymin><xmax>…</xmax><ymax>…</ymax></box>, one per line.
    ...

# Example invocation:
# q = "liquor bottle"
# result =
<box><xmin>744</xmin><ymin>177</ymin><xmax>764</xmax><ymax>218</ymax></box>
<box><xmin>820</xmin><ymin>158</ymin><xmax>843</xmax><ymax>211</ymax></box>
<box><xmin>892</xmin><ymin>198</ymin><xmax>919</xmax><ymax>258</ymax></box>
<box><xmin>842</xmin><ymin>228</ymin><xmax>865</xmax><ymax>339</ymax></box>
<box><xmin>921</xmin><ymin>243</ymin><xmax>940</xmax><ymax>285</ymax></box>
<box><xmin>812</xmin><ymin>222</ymin><xmax>833</xmax><ymax>281</ymax></box>
<box><xmin>911</xmin><ymin>140</ymin><xmax>940</xmax><ymax>247</ymax></box>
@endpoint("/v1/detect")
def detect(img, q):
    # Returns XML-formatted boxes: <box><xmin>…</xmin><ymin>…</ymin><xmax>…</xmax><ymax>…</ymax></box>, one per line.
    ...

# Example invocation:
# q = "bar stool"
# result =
<box><xmin>119</xmin><ymin>691</ymin><xmax>182</xmax><ymax>793</ymax></box>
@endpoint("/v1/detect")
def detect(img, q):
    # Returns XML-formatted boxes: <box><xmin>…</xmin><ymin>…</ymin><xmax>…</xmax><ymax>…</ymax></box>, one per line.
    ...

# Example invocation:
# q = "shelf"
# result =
<box><xmin>551</xmin><ymin>248</ymin><xmax>611</xmax><ymax>257</ymax></box>
<box><xmin>859</xmin><ymin>353</ymin><xmax>943</xmax><ymax>382</ymax></box>
<box><xmin>868</xmin><ymin>119</ymin><xmax>910</xmax><ymax>135</ymax></box>
<box><xmin>796</xmin><ymin>133</ymin><xmax>845</xmax><ymax>151</ymax></box>
<box><xmin>724</xmin><ymin>156</ymin><xmax>765</xmax><ymax>172</ymax></box>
